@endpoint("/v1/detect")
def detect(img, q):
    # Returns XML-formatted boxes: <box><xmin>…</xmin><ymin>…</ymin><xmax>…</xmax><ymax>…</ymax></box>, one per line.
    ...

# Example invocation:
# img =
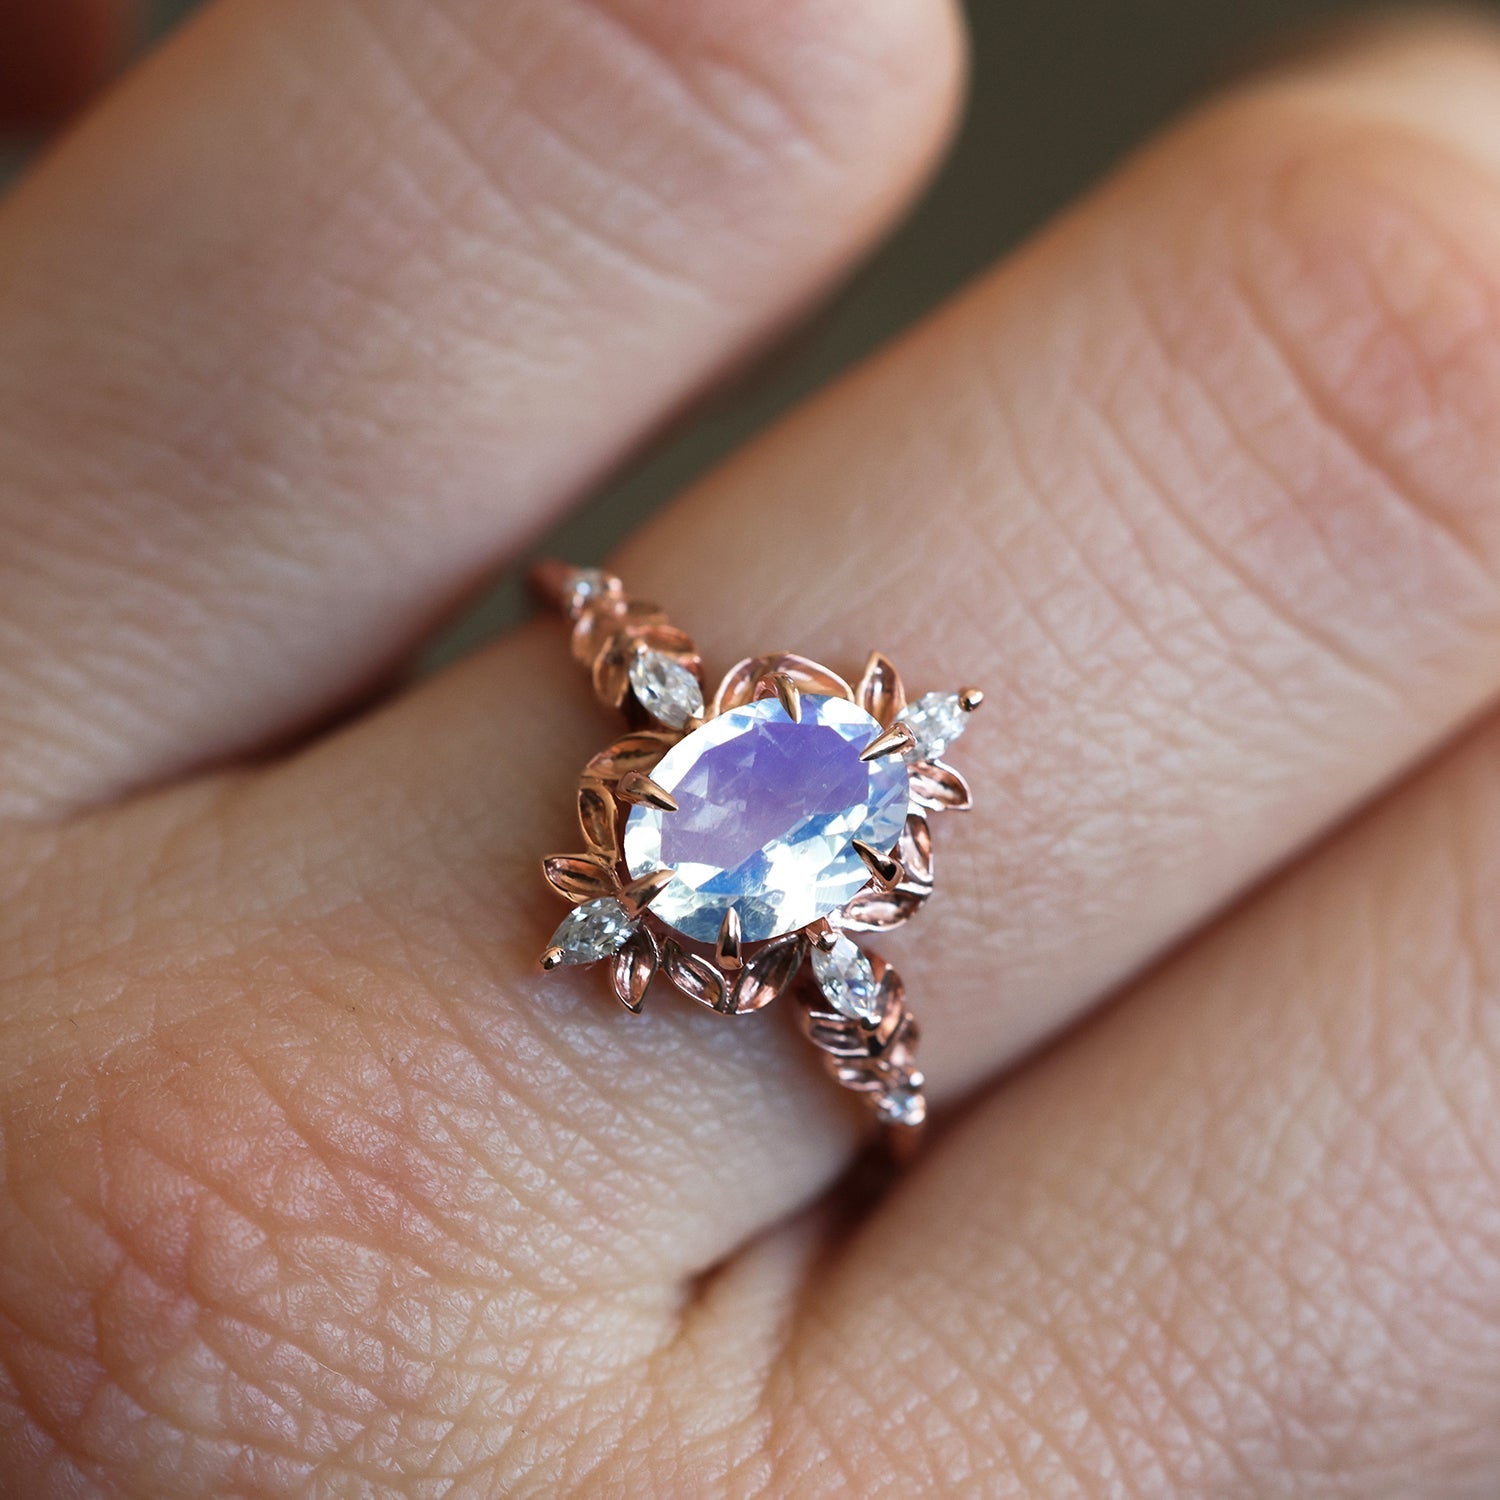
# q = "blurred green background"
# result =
<box><xmin>12</xmin><ymin>1</ymin><xmax>1400</xmax><ymax>645</ymax></box>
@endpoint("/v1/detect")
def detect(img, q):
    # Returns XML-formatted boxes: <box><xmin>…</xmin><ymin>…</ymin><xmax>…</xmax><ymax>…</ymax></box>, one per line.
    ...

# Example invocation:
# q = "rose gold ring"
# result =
<box><xmin>530</xmin><ymin>560</ymin><xmax>982</xmax><ymax>1149</ymax></box>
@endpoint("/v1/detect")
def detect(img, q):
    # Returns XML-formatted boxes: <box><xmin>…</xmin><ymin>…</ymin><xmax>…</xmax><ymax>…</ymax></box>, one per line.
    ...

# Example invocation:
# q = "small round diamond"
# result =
<box><xmin>897</xmin><ymin>692</ymin><xmax>969</xmax><ymax>760</ymax></box>
<box><xmin>811</xmin><ymin>936</ymin><xmax>883</xmax><ymax>1024</ymax></box>
<box><xmin>561</xmin><ymin>567</ymin><xmax>620</xmax><ymax>619</ymax></box>
<box><xmin>875</xmin><ymin>1084</ymin><xmax>926</xmax><ymax>1127</ymax></box>
<box><xmin>629</xmin><ymin>648</ymin><xmax>705</xmax><ymax>729</ymax></box>
<box><xmin>548</xmin><ymin>897</ymin><xmax>636</xmax><ymax>964</ymax></box>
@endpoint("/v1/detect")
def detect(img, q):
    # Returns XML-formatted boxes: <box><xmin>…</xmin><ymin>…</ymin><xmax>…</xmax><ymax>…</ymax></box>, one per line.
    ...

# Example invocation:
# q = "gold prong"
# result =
<box><xmin>753</xmin><ymin>669</ymin><xmax>803</xmax><ymax>723</ymax></box>
<box><xmin>958</xmin><ymin>686</ymin><xmax>984</xmax><ymax>713</ymax></box>
<box><xmin>715</xmin><ymin>907</ymin><xmax>743</xmax><ymax>970</ymax></box>
<box><xmin>853</xmin><ymin>839</ymin><xmax>903</xmax><ymax>890</ymax></box>
<box><xmin>539</xmin><ymin>945</ymin><xmax>567</xmax><ymax>971</ymax></box>
<box><xmin>770</xmin><ymin>671</ymin><xmax>801</xmax><ymax>723</ymax></box>
<box><xmin>808</xmin><ymin>918</ymin><xmax>840</xmax><ymax>953</ymax></box>
<box><xmin>859</xmin><ymin>722</ymin><xmax>916</xmax><ymax>762</ymax></box>
<box><xmin>618</xmin><ymin>771</ymin><xmax>678</xmax><ymax>812</ymax></box>
<box><xmin>622</xmin><ymin>867</ymin><xmax>675</xmax><ymax>911</ymax></box>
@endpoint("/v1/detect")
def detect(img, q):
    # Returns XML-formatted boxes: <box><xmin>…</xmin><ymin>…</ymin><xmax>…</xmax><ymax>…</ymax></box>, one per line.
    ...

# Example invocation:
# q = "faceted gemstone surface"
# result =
<box><xmin>623</xmin><ymin>694</ymin><xmax>910</xmax><ymax>943</ymax></box>
<box><xmin>897</xmin><ymin>691</ymin><xmax>969</xmax><ymax>760</ymax></box>
<box><xmin>549</xmin><ymin>897</ymin><xmax>636</xmax><ymax>964</ymax></box>
<box><xmin>629</xmin><ymin>648</ymin><xmax>704</xmax><ymax>729</ymax></box>
<box><xmin>812</xmin><ymin>935</ymin><xmax>883</xmax><ymax>1024</ymax></box>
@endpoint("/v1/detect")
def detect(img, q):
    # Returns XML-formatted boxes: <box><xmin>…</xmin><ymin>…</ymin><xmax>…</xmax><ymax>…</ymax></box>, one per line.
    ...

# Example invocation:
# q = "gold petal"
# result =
<box><xmin>898</xmin><ymin>815</ymin><xmax>934</xmax><ymax>890</ymax></box>
<box><xmin>610</xmin><ymin>928</ymin><xmax>659</xmax><ymax>1013</ymax></box>
<box><xmin>856</xmin><ymin>652</ymin><xmax>906</xmax><ymax>726</ymax></box>
<box><xmin>909</xmin><ymin>759</ymin><xmax>973</xmax><ymax>812</ymax></box>
<box><xmin>711</xmin><ymin>657</ymin><xmax>764</xmax><ymax>715</ymax></box>
<box><xmin>712</xmin><ymin>653</ymin><xmax>853</xmax><ymax>715</ymax></box>
<box><xmin>662</xmin><ymin>943</ymin><xmax>728</xmax><ymax>1011</ymax></box>
<box><xmin>583</xmin><ymin>731</ymin><xmax>677</xmax><ymax>784</ymax></box>
<box><xmin>570</xmin><ymin>599</ymin><xmax>662</xmax><ymax>665</ymax></box>
<box><xmin>591</xmin><ymin>635</ymin><xmax>634</xmax><ymax>708</ymax></box>
<box><xmin>542</xmin><ymin>854</ymin><xmax>618</xmax><ymax>903</ymax></box>
<box><xmin>729</xmin><ymin>933</ymin><xmax>807</xmax><ymax>1014</ymax></box>
<box><xmin>837</xmin><ymin>885</ymin><xmax>926</xmax><ymax>932</ymax></box>
<box><xmin>577</xmin><ymin>784</ymin><xmax>619</xmax><ymax>859</ymax></box>
<box><xmin>631</xmin><ymin>622</ymin><xmax>697</xmax><ymax>658</ymax></box>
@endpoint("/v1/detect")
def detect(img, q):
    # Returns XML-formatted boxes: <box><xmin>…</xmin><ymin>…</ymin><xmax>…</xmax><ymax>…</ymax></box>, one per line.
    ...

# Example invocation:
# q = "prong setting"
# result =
<box><xmin>852</xmin><ymin>838</ymin><xmax>903</xmax><ymax>890</ymax></box>
<box><xmin>618</xmin><ymin>771</ymin><xmax>678</xmax><ymax>812</ymax></box>
<box><xmin>622</xmin><ymin>867</ymin><xmax>676</xmax><ymax>912</ymax></box>
<box><xmin>715</xmin><ymin>907</ymin><xmax>744</xmax><ymax>970</ymax></box>
<box><xmin>807</xmin><ymin>917</ymin><xmax>840</xmax><ymax>953</ymax></box>
<box><xmin>859</xmin><ymin>722</ymin><xmax>916</xmax><ymax>763</ymax></box>
<box><xmin>770</xmin><ymin>671</ymin><xmax>801</xmax><ymax>723</ymax></box>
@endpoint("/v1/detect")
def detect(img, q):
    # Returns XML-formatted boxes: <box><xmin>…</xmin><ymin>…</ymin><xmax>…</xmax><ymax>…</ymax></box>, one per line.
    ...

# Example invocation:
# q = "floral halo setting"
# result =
<box><xmin>531</xmin><ymin>561</ymin><xmax>982</xmax><ymax>1144</ymax></box>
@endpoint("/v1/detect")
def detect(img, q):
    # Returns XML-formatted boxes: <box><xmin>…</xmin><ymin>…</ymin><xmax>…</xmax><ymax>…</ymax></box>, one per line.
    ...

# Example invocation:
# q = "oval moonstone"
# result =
<box><xmin>622</xmin><ymin>693</ymin><xmax>910</xmax><ymax>944</ymax></box>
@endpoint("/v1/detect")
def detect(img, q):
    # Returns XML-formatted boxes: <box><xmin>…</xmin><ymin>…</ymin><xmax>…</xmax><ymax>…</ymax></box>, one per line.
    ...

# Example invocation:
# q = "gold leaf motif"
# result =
<box><xmin>899</xmin><ymin>815</ymin><xmax>934</xmax><ymax>890</ymax></box>
<box><xmin>577</xmin><ymin>784</ymin><xmax>619</xmax><ymax>859</ymax></box>
<box><xmin>729</xmin><ymin>934</ymin><xmax>807</xmax><ymax>1014</ymax></box>
<box><xmin>630</xmin><ymin>623</ymin><xmax>698</xmax><ymax>659</ymax></box>
<box><xmin>710</xmin><ymin>657</ymin><xmax>761</xmax><ymax>714</ymax></box>
<box><xmin>856</xmin><ymin>652</ymin><xmax>906</xmax><ymax>727</ymax></box>
<box><xmin>583</xmin><ymin>731</ymin><xmax>677</xmax><ymax>785</ymax></box>
<box><xmin>837</xmin><ymin>885</ymin><xmax>926</xmax><ymax>932</ymax></box>
<box><xmin>610</xmin><ymin>928</ymin><xmax>659</xmax><ymax>1013</ymax></box>
<box><xmin>591</xmin><ymin>636</ymin><xmax>635</xmax><ymax>708</ymax></box>
<box><xmin>571</xmin><ymin>600</ymin><xmax>667</xmax><ymax>665</ymax></box>
<box><xmin>662</xmin><ymin>943</ymin><xmax>727</xmax><ymax>1011</ymax></box>
<box><xmin>909</xmin><ymin>760</ymin><xmax>973</xmax><ymax>813</ymax></box>
<box><xmin>712</xmin><ymin>653</ymin><xmax>854</xmax><ymax>715</ymax></box>
<box><xmin>542</xmin><ymin>854</ymin><xmax>618</xmax><ymax>903</ymax></box>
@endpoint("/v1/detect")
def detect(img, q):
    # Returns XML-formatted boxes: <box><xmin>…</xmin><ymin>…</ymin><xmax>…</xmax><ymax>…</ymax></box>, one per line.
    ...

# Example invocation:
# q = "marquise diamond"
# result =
<box><xmin>897</xmin><ymin>691</ymin><xmax>969</xmax><ymax>760</ymax></box>
<box><xmin>549</xmin><ymin>897</ymin><xmax>637</xmax><ymax>964</ymax></box>
<box><xmin>811</xmin><ymin>935</ymin><xmax>883</xmax><ymax>1024</ymax></box>
<box><xmin>629</xmin><ymin>648</ymin><xmax>705</xmax><ymax>729</ymax></box>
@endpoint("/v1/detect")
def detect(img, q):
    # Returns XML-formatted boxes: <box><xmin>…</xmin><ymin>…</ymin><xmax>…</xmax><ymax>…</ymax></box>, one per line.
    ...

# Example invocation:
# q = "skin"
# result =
<box><xmin>7</xmin><ymin>1</ymin><xmax>1500</xmax><ymax>1494</ymax></box>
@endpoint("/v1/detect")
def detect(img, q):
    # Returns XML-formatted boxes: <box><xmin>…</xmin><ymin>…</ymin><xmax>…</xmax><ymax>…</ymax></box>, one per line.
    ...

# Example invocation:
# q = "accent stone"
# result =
<box><xmin>629</xmin><ymin>648</ymin><xmax>705</xmax><ymax>729</ymax></box>
<box><xmin>559</xmin><ymin>566</ymin><xmax>618</xmax><ymax>618</ymax></box>
<box><xmin>897</xmin><ymin>691</ymin><xmax>969</xmax><ymax>760</ymax></box>
<box><xmin>548</xmin><ymin>897</ymin><xmax>637</xmax><ymax>964</ymax></box>
<box><xmin>812</xmin><ymin>936</ymin><xmax>883</xmax><ymax>1024</ymax></box>
<box><xmin>875</xmin><ymin>1084</ymin><xmax>926</xmax><ymax>1127</ymax></box>
<box><xmin>623</xmin><ymin>694</ymin><xmax>910</xmax><ymax>943</ymax></box>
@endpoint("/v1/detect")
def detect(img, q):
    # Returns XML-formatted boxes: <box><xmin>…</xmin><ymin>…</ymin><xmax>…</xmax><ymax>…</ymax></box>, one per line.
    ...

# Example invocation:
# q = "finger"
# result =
<box><xmin>310</xmin><ymin>15</ymin><xmax>1500</xmax><ymax>1267</ymax></box>
<box><xmin>772</xmin><ymin>698</ymin><xmax>1500</xmax><ymax>1496</ymax></box>
<box><xmin>19</xmin><ymin>21</ymin><xmax>1500</xmax><ymax>1489</ymax></box>
<box><xmin>0</xmin><ymin>0</ymin><xmax>962</xmax><ymax>815</ymax></box>
<box><xmin>0</xmin><ymin>0</ymin><xmax>135</xmax><ymax>132</ymax></box>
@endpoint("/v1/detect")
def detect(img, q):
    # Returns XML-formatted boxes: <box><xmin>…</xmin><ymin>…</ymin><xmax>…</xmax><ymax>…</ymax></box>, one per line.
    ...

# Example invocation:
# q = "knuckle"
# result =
<box><xmin>1122</xmin><ymin>86</ymin><xmax>1500</xmax><ymax>643</ymax></box>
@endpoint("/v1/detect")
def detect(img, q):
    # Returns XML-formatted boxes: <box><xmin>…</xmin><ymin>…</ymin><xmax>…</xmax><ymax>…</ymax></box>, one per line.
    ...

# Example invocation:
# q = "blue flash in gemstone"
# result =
<box><xmin>622</xmin><ymin>694</ymin><xmax>910</xmax><ymax>943</ymax></box>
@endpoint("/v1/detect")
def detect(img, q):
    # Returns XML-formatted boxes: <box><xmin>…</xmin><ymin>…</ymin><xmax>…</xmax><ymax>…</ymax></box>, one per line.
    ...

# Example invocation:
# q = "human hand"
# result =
<box><xmin>5</xmin><ymin>4</ymin><xmax>1500</xmax><ymax>1495</ymax></box>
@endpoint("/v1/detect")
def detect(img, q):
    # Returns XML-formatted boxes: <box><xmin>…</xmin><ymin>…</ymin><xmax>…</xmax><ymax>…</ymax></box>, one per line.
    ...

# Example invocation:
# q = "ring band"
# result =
<box><xmin>530</xmin><ymin>560</ymin><xmax>982</xmax><ymax>1147</ymax></box>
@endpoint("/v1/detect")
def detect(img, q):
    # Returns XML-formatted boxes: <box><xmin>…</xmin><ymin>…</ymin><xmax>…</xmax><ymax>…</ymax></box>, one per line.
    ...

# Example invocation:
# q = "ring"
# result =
<box><xmin>530</xmin><ymin>560</ymin><xmax>982</xmax><ymax>1145</ymax></box>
